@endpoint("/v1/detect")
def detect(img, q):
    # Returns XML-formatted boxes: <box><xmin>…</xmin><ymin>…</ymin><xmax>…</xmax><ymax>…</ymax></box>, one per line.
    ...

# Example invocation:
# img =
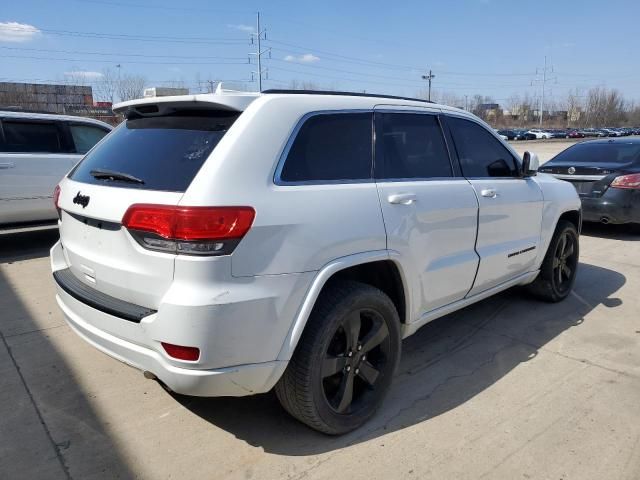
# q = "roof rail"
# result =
<box><xmin>261</xmin><ymin>89</ymin><xmax>434</xmax><ymax>104</ymax></box>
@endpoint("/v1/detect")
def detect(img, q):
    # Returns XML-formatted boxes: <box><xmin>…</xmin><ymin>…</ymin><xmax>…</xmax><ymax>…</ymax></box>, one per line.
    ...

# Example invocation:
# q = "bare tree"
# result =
<box><xmin>117</xmin><ymin>74</ymin><xmax>146</xmax><ymax>102</ymax></box>
<box><xmin>94</xmin><ymin>68</ymin><xmax>118</xmax><ymax>104</ymax></box>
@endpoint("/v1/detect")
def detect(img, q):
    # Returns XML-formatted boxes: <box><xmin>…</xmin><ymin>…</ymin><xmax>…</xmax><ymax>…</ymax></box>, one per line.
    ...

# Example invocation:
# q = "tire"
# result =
<box><xmin>275</xmin><ymin>280</ymin><xmax>401</xmax><ymax>435</ymax></box>
<box><xmin>528</xmin><ymin>220</ymin><xmax>579</xmax><ymax>302</ymax></box>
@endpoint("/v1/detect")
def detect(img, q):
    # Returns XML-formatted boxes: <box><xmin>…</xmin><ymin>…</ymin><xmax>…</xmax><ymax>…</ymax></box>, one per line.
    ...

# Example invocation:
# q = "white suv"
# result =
<box><xmin>51</xmin><ymin>89</ymin><xmax>581</xmax><ymax>434</ymax></box>
<box><xmin>0</xmin><ymin>110</ymin><xmax>111</xmax><ymax>227</ymax></box>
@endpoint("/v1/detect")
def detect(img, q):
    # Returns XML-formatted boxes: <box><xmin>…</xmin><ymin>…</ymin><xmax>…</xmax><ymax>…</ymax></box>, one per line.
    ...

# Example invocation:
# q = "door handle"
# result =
<box><xmin>388</xmin><ymin>193</ymin><xmax>417</xmax><ymax>205</ymax></box>
<box><xmin>480</xmin><ymin>188</ymin><xmax>498</xmax><ymax>198</ymax></box>
<box><xmin>0</xmin><ymin>162</ymin><xmax>15</xmax><ymax>169</ymax></box>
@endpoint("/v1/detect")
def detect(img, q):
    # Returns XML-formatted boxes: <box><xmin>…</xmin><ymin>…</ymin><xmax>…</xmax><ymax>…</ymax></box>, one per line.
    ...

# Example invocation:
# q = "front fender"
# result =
<box><xmin>534</xmin><ymin>174</ymin><xmax>582</xmax><ymax>269</ymax></box>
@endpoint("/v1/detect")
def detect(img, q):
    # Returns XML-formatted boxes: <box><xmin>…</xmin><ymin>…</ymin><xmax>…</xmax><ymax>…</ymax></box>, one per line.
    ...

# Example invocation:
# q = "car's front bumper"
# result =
<box><xmin>580</xmin><ymin>187</ymin><xmax>640</xmax><ymax>224</ymax></box>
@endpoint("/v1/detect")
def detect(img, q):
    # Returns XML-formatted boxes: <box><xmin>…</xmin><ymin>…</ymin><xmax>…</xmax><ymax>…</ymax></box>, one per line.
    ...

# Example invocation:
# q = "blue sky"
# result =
<box><xmin>2</xmin><ymin>0</ymin><xmax>639</xmax><ymax>105</ymax></box>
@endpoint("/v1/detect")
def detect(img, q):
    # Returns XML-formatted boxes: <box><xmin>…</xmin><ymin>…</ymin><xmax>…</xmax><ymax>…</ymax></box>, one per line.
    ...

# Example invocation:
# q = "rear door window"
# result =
<box><xmin>279</xmin><ymin>112</ymin><xmax>373</xmax><ymax>183</ymax></box>
<box><xmin>1</xmin><ymin>120</ymin><xmax>63</xmax><ymax>153</ymax></box>
<box><xmin>69</xmin><ymin>111</ymin><xmax>239</xmax><ymax>192</ymax></box>
<box><xmin>447</xmin><ymin>116</ymin><xmax>519</xmax><ymax>177</ymax></box>
<box><xmin>69</xmin><ymin>124</ymin><xmax>110</xmax><ymax>154</ymax></box>
<box><xmin>377</xmin><ymin>113</ymin><xmax>452</xmax><ymax>179</ymax></box>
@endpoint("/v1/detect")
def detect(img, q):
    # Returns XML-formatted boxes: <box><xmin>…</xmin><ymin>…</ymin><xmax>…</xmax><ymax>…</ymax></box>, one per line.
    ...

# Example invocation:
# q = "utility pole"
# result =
<box><xmin>422</xmin><ymin>70</ymin><xmax>435</xmax><ymax>101</ymax></box>
<box><xmin>464</xmin><ymin>95</ymin><xmax>469</xmax><ymax>111</ymax></box>
<box><xmin>532</xmin><ymin>56</ymin><xmax>556</xmax><ymax>127</ymax></box>
<box><xmin>249</xmin><ymin>12</ymin><xmax>270</xmax><ymax>92</ymax></box>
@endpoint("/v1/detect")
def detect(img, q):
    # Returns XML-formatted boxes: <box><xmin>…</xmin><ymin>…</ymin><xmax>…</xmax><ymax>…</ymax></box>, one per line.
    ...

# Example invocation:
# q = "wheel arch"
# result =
<box><xmin>276</xmin><ymin>250</ymin><xmax>409</xmax><ymax>362</ymax></box>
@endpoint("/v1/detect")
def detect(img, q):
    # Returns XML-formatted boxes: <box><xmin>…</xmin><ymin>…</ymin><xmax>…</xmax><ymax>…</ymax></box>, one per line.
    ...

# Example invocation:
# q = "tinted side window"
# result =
<box><xmin>280</xmin><ymin>113</ymin><xmax>372</xmax><ymax>182</ymax></box>
<box><xmin>70</xmin><ymin>125</ymin><xmax>109</xmax><ymax>154</ymax></box>
<box><xmin>379</xmin><ymin>113</ymin><xmax>452</xmax><ymax>179</ymax></box>
<box><xmin>2</xmin><ymin>121</ymin><xmax>62</xmax><ymax>153</ymax></box>
<box><xmin>447</xmin><ymin>117</ymin><xmax>518</xmax><ymax>177</ymax></box>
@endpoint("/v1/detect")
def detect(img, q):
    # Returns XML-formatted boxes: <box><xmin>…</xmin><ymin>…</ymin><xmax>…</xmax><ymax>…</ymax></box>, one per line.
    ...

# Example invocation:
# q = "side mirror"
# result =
<box><xmin>522</xmin><ymin>151</ymin><xmax>540</xmax><ymax>177</ymax></box>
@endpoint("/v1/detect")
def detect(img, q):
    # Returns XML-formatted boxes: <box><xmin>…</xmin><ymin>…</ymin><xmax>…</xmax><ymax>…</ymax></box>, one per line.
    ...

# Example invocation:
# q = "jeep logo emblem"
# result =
<box><xmin>73</xmin><ymin>191</ymin><xmax>90</xmax><ymax>208</ymax></box>
<box><xmin>568</xmin><ymin>167</ymin><xmax>576</xmax><ymax>175</ymax></box>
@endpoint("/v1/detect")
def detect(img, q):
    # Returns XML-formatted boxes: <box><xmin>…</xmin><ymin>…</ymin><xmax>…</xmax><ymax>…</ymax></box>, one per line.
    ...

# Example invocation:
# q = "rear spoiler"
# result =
<box><xmin>113</xmin><ymin>87</ymin><xmax>260</xmax><ymax>116</ymax></box>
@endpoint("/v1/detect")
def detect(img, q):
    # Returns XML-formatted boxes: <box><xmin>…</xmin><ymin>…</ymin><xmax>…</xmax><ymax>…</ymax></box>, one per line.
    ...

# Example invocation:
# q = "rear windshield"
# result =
<box><xmin>69</xmin><ymin>111</ymin><xmax>239</xmax><ymax>191</ymax></box>
<box><xmin>552</xmin><ymin>142</ymin><xmax>640</xmax><ymax>164</ymax></box>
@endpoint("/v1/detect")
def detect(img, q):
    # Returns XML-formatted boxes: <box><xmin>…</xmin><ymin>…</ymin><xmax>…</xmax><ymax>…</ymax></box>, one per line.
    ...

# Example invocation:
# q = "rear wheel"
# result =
<box><xmin>275</xmin><ymin>280</ymin><xmax>401</xmax><ymax>435</ymax></box>
<box><xmin>528</xmin><ymin>220</ymin><xmax>579</xmax><ymax>302</ymax></box>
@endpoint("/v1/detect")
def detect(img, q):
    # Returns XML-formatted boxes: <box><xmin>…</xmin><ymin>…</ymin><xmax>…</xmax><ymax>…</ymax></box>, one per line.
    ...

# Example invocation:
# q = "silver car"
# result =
<box><xmin>0</xmin><ymin>110</ymin><xmax>111</xmax><ymax>227</ymax></box>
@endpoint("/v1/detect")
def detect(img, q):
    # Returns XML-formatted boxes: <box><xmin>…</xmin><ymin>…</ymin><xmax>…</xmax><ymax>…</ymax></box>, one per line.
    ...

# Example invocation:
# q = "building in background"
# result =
<box><xmin>0</xmin><ymin>82</ymin><xmax>118</xmax><ymax>123</ymax></box>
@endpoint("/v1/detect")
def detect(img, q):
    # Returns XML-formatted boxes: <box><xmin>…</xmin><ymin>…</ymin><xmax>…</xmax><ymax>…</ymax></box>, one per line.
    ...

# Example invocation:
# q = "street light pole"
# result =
<box><xmin>422</xmin><ymin>70</ymin><xmax>435</xmax><ymax>101</ymax></box>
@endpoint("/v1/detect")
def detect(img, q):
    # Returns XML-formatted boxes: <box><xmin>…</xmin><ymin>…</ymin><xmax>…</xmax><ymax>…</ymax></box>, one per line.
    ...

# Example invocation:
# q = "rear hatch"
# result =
<box><xmin>56</xmin><ymin>102</ymin><xmax>245</xmax><ymax>309</ymax></box>
<box><xmin>540</xmin><ymin>141</ymin><xmax>640</xmax><ymax>198</ymax></box>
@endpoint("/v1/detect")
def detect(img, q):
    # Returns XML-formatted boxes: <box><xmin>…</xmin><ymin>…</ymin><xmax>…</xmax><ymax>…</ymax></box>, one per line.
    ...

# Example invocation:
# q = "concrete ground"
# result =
<box><xmin>2</xmin><ymin>143</ymin><xmax>640</xmax><ymax>479</ymax></box>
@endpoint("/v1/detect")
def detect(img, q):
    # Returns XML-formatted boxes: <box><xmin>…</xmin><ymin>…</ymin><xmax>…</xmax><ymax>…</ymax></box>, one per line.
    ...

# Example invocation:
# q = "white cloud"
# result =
<box><xmin>0</xmin><ymin>21</ymin><xmax>41</xmax><ymax>43</ymax></box>
<box><xmin>284</xmin><ymin>53</ymin><xmax>320</xmax><ymax>63</ymax></box>
<box><xmin>64</xmin><ymin>71</ymin><xmax>104</xmax><ymax>79</ymax></box>
<box><xmin>228</xmin><ymin>24</ymin><xmax>254</xmax><ymax>33</ymax></box>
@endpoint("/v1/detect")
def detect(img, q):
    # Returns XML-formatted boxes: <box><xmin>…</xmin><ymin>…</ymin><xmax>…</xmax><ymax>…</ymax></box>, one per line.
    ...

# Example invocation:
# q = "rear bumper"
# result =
<box><xmin>56</xmin><ymin>289</ymin><xmax>287</xmax><ymax>396</ymax></box>
<box><xmin>581</xmin><ymin>188</ymin><xmax>640</xmax><ymax>224</ymax></box>
<box><xmin>50</xmin><ymin>240</ymin><xmax>313</xmax><ymax>396</ymax></box>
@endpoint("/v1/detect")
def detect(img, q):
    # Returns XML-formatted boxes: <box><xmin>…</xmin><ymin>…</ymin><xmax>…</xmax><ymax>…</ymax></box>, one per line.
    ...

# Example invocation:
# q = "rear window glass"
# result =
<box><xmin>70</xmin><ymin>124</ymin><xmax>109</xmax><ymax>154</ymax></box>
<box><xmin>1</xmin><ymin>121</ymin><xmax>62</xmax><ymax>153</ymax></box>
<box><xmin>69</xmin><ymin>111</ymin><xmax>239</xmax><ymax>192</ymax></box>
<box><xmin>279</xmin><ymin>113</ymin><xmax>372</xmax><ymax>183</ymax></box>
<box><xmin>552</xmin><ymin>143</ymin><xmax>640</xmax><ymax>164</ymax></box>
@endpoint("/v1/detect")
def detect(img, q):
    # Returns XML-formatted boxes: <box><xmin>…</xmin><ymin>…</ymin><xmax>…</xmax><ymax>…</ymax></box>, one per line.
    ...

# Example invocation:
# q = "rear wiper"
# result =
<box><xmin>90</xmin><ymin>169</ymin><xmax>145</xmax><ymax>184</ymax></box>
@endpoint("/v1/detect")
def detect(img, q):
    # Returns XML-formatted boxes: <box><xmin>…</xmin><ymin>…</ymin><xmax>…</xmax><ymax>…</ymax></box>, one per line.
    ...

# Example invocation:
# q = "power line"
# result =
<box><xmin>0</xmin><ymin>54</ymin><xmax>247</xmax><ymax>66</ymax></box>
<box><xmin>249</xmin><ymin>12</ymin><xmax>270</xmax><ymax>91</ymax></box>
<box><xmin>0</xmin><ymin>46</ymin><xmax>247</xmax><ymax>61</ymax></box>
<box><xmin>0</xmin><ymin>25</ymin><xmax>246</xmax><ymax>45</ymax></box>
<box><xmin>531</xmin><ymin>56</ymin><xmax>557</xmax><ymax>126</ymax></box>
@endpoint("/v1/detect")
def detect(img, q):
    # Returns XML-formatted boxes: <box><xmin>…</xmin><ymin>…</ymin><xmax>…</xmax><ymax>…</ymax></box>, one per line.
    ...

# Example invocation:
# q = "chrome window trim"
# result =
<box><xmin>273</xmin><ymin>109</ymin><xmax>374</xmax><ymax>186</ymax></box>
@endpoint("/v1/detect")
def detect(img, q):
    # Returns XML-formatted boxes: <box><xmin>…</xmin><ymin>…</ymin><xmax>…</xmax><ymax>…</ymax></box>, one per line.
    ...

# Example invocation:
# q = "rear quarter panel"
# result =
<box><xmin>180</xmin><ymin>96</ymin><xmax>387</xmax><ymax>276</ymax></box>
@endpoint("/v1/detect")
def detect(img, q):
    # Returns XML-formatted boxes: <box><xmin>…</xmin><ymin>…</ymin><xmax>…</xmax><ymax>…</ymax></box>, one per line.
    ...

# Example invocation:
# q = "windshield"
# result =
<box><xmin>69</xmin><ymin>110</ymin><xmax>240</xmax><ymax>192</ymax></box>
<box><xmin>551</xmin><ymin>142</ymin><xmax>640</xmax><ymax>164</ymax></box>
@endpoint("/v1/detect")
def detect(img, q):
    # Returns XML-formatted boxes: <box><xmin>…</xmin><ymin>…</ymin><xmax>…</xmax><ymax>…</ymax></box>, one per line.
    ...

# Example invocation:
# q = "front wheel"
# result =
<box><xmin>275</xmin><ymin>280</ymin><xmax>401</xmax><ymax>435</ymax></box>
<box><xmin>528</xmin><ymin>220</ymin><xmax>579</xmax><ymax>302</ymax></box>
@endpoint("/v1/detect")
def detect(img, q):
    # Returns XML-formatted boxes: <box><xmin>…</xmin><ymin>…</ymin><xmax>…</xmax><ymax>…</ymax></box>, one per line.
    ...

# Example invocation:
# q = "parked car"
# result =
<box><xmin>514</xmin><ymin>129</ymin><xmax>537</xmax><ymax>140</ymax></box>
<box><xmin>602</xmin><ymin>128</ymin><xmax>622</xmax><ymax>137</ymax></box>
<box><xmin>528</xmin><ymin>128</ymin><xmax>553</xmax><ymax>139</ymax></box>
<box><xmin>567</xmin><ymin>130</ymin><xmax>585</xmax><ymax>139</ymax></box>
<box><xmin>579</xmin><ymin>128</ymin><xmax>602</xmax><ymax>138</ymax></box>
<box><xmin>539</xmin><ymin>137</ymin><xmax>640</xmax><ymax>224</ymax></box>
<box><xmin>549</xmin><ymin>129</ymin><xmax>569</xmax><ymax>139</ymax></box>
<box><xmin>495</xmin><ymin>129</ymin><xmax>508</xmax><ymax>140</ymax></box>
<box><xmin>497</xmin><ymin>129</ymin><xmax>517</xmax><ymax>140</ymax></box>
<box><xmin>51</xmin><ymin>88</ymin><xmax>581</xmax><ymax>434</ymax></box>
<box><xmin>0</xmin><ymin>110</ymin><xmax>112</xmax><ymax>227</ymax></box>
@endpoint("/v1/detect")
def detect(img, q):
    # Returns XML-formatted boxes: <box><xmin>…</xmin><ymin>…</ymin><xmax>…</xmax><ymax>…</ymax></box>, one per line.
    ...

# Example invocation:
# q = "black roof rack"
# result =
<box><xmin>261</xmin><ymin>89</ymin><xmax>434</xmax><ymax>104</ymax></box>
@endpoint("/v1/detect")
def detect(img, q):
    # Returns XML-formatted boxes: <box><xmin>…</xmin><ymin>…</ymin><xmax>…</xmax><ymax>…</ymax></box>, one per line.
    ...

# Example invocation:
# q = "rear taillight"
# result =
<box><xmin>161</xmin><ymin>342</ymin><xmax>200</xmax><ymax>361</ymax></box>
<box><xmin>611</xmin><ymin>173</ymin><xmax>640</xmax><ymax>189</ymax></box>
<box><xmin>121</xmin><ymin>204</ymin><xmax>255</xmax><ymax>256</ymax></box>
